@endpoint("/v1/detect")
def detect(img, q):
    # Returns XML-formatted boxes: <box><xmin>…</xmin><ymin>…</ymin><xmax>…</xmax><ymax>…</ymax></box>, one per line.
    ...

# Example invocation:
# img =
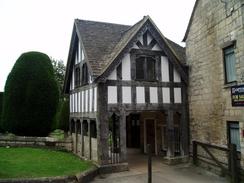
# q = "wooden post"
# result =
<box><xmin>75</xmin><ymin>121</ymin><xmax>78</xmax><ymax>154</ymax></box>
<box><xmin>120</xmin><ymin>112</ymin><xmax>127</xmax><ymax>162</ymax></box>
<box><xmin>88</xmin><ymin>119</ymin><xmax>92</xmax><ymax>160</ymax></box>
<box><xmin>230</xmin><ymin>144</ymin><xmax>238</xmax><ymax>183</ymax></box>
<box><xmin>192</xmin><ymin>141</ymin><xmax>197</xmax><ymax>165</ymax></box>
<box><xmin>80</xmin><ymin>120</ymin><xmax>84</xmax><ymax>157</ymax></box>
<box><xmin>147</xmin><ymin>144</ymin><xmax>152</xmax><ymax>183</ymax></box>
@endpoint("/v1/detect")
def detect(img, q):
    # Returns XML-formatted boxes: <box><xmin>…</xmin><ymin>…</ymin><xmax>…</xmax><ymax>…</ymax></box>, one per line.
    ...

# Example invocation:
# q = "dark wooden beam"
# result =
<box><xmin>136</xmin><ymin>41</ymin><xmax>143</xmax><ymax>49</ymax></box>
<box><xmin>117</xmin><ymin>63</ymin><xmax>122</xmax><ymax>80</ymax></box>
<box><xmin>107</xmin><ymin>103</ymin><xmax>183</xmax><ymax>112</ymax></box>
<box><xmin>96</xmin><ymin>83</ymin><xmax>109</xmax><ymax>165</ymax></box>
<box><xmin>119</xmin><ymin>110</ymin><xmax>127</xmax><ymax>162</ymax></box>
<box><xmin>143</xmin><ymin>31</ymin><xmax>147</xmax><ymax>46</ymax></box>
<box><xmin>106</xmin><ymin>80</ymin><xmax>184</xmax><ymax>88</ymax></box>
<box><xmin>166</xmin><ymin>110</ymin><xmax>175</xmax><ymax>157</ymax></box>
<box><xmin>130</xmin><ymin>48</ymin><xmax>166</xmax><ymax>56</ymax></box>
<box><xmin>145</xmin><ymin>87</ymin><xmax>150</xmax><ymax>103</ymax></box>
<box><xmin>148</xmin><ymin>39</ymin><xmax>157</xmax><ymax>50</ymax></box>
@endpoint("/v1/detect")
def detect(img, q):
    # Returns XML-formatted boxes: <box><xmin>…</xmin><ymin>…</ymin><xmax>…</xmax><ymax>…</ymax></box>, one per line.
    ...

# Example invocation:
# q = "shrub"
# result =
<box><xmin>53</xmin><ymin>97</ymin><xmax>69</xmax><ymax>132</ymax></box>
<box><xmin>0</xmin><ymin>92</ymin><xmax>3</xmax><ymax>132</ymax></box>
<box><xmin>1</xmin><ymin>52</ymin><xmax>59</xmax><ymax>136</ymax></box>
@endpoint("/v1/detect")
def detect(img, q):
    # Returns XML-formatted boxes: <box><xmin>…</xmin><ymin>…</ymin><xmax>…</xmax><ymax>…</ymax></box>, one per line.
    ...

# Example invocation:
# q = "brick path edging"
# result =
<box><xmin>0</xmin><ymin>166</ymin><xmax>98</xmax><ymax>183</ymax></box>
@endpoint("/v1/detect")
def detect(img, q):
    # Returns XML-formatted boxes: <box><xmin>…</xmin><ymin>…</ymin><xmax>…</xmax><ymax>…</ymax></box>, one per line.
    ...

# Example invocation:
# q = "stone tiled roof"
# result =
<box><xmin>165</xmin><ymin>38</ymin><xmax>186</xmax><ymax>64</ymax></box>
<box><xmin>75</xmin><ymin>19</ymin><xmax>130</xmax><ymax>76</ymax></box>
<box><xmin>75</xmin><ymin>17</ymin><xmax>186</xmax><ymax>77</ymax></box>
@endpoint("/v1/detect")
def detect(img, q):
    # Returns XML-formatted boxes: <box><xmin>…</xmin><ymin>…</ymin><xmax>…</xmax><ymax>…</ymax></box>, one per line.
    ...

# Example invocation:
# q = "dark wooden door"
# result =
<box><xmin>146</xmin><ymin>119</ymin><xmax>155</xmax><ymax>153</ymax></box>
<box><xmin>126</xmin><ymin>114</ymin><xmax>140</xmax><ymax>148</ymax></box>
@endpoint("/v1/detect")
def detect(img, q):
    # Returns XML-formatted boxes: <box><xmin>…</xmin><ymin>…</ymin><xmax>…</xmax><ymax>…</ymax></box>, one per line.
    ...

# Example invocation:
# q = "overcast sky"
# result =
<box><xmin>0</xmin><ymin>0</ymin><xmax>195</xmax><ymax>92</ymax></box>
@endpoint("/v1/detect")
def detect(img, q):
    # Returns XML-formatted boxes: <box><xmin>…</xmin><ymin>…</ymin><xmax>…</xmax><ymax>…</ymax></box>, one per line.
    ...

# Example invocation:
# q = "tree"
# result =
<box><xmin>0</xmin><ymin>92</ymin><xmax>3</xmax><ymax>132</ymax></box>
<box><xmin>51</xmin><ymin>58</ymin><xmax>65</xmax><ymax>94</ymax></box>
<box><xmin>1</xmin><ymin>52</ymin><xmax>59</xmax><ymax>136</ymax></box>
<box><xmin>50</xmin><ymin>58</ymin><xmax>69</xmax><ymax>131</ymax></box>
<box><xmin>52</xmin><ymin>98</ymin><xmax>69</xmax><ymax>131</ymax></box>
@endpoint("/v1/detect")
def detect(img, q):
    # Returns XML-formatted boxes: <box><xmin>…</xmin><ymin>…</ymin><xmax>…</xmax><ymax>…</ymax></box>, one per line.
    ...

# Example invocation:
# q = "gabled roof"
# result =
<box><xmin>75</xmin><ymin>19</ymin><xmax>131</xmax><ymax>76</ymax></box>
<box><xmin>64</xmin><ymin>16</ymin><xmax>187</xmax><ymax>93</ymax></box>
<box><xmin>183</xmin><ymin>0</ymin><xmax>199</xmax><ymax>42</ymax></box>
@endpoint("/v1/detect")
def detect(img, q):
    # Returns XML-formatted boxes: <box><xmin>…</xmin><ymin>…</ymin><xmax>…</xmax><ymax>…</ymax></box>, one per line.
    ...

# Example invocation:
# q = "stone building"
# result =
<box><xmin>184</xmin><ymin>0</ymin><xmax>244</xmax><ymax>165</ymax></box>
<box><xmin>63</xmin><ymin>16</ymin><xmax>189</xmax><ymax>167</ymax></box>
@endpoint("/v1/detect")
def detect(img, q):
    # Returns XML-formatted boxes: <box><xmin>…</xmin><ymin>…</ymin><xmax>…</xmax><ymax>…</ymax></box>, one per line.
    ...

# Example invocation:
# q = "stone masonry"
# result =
<box><xmin>185</xmin><ymin>0</ymin><xmax>244</xmax><ymax>166</ymax></box>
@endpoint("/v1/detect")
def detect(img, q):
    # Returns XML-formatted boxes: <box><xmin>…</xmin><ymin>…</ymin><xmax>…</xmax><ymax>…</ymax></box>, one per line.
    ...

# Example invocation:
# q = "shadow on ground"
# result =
<box><xmin>92</xmin><ymin>154</ymin><xmax>227</xmax><ymax>183</ymax></box>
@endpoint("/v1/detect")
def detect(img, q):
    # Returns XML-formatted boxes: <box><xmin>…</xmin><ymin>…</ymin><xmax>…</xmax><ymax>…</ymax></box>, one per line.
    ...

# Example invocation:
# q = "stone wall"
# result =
<box><xmin>91</xmin><ymin>138</ymin><xmax>98</xmax><ymax>161</ymax></box>
<box><xmin>0</xmin><ymin>136</ymin><xmax>72</xmax><ymax>151</ymax></box>
<box><xmin>185</xmin><ymin>0</ymin><xmax>244</xmax><ymax>166</ymax></box>
<box><xmin>84</xmin><ymin>136</ymin><xmax>90</xmax><ymax>158</ymax></box>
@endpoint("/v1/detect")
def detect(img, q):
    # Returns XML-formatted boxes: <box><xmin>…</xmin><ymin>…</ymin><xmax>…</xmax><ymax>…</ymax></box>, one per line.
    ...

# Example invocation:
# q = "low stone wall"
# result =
<box><xmin>84</xmin><ymin>136</ymin><xmax>89</xmax><ymax>158</ymax></box>
<box><xmin>0</xmin><ymin>136</ymin><xmax>72</xmax><ymax>151</ymax></box>
<box><xmin>0</xmin><ymin>166</ymin><xmax>98</xmax><ymax>183</ymax></box>
<box><xmin>91</xmin><ymin>138</ymin><xmax>98</xmax><ymax>161</ymax></box>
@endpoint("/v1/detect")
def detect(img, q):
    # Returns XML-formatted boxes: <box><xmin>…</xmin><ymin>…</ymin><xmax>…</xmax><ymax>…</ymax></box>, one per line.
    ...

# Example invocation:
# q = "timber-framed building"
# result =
<box><xmin>63</xmin><ymin>16</ymin><xmax>189</xmax><ymax>167</ymax></box>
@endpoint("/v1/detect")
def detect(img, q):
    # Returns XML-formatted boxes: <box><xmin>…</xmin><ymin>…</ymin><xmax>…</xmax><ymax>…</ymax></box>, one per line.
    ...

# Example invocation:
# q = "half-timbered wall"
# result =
<box><xmin>69</xmin><ymin>86</ymin><xmax>97</xmax><ymax>114</ymax></box>
<box><xmin>69</xmin><ymin>39</ymin><xmax>97</xmax><ymax>115</ymax></box>
<box><xmin>67</xmin><ymin>24</ymin><xmax>188</xmax><ymax>165</ymax></box>
<box><xmin>68</xmin><ymin>37</ymin><xmax>99</xmax><ymax>162</ymax></box>
<box><xmin>107</xmin><ymin>32</ymin><xmax>183</xmax><ymax>106</ymax></box>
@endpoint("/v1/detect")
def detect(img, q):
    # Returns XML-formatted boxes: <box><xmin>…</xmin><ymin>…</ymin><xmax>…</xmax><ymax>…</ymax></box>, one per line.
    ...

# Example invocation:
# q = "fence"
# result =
<box><xmin>192</xmin><ymin>141</ymin><xmax>239</xmax><ymax>183</ymax></box>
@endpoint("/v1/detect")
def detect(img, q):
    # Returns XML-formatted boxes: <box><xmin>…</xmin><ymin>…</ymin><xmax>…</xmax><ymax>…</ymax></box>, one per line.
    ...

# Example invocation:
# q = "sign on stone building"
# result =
<box><xmin>231</xmin><ymin>85</ymin><xmax>244</xmax><ymax>106</ymax></box>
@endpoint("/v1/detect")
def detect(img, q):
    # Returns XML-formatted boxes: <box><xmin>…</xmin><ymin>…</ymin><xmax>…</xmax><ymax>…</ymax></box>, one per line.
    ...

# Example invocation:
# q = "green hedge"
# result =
<box><xmin>52</xmin><ymin>97</ymin><xmax>69</xmax><ymax>132</ymax></box>
<box><xmin>1</xmin><ymin>52</ymin><xmax>59</xmax><ymax>136</ymax></box>
<box><xmin>0</xmin><ymin>92</ymin><xmax>3</xmax><ymax>132</ymax></box>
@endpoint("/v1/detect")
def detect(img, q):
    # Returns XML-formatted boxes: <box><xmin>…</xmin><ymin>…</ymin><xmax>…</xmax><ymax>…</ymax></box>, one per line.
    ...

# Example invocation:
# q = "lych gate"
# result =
<box><xmin>64</xmin><ymin>16</ymin><xmax>189</xmax><ymax>168</ymax></box>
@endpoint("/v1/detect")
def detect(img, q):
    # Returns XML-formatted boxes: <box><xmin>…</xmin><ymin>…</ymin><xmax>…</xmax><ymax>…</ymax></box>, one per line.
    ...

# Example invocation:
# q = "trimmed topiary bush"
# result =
<box><xmin>1</xmin><ymin>52</ymin><xmax>59</xmax><ymax>136</ymax></box>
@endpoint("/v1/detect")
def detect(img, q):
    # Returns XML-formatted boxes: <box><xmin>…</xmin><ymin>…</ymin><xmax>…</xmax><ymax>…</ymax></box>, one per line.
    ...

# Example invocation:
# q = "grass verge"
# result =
<box><xmin>0</xmin><ymin>147</ymin><xmax>93</xmax><ymax>178</ymax></box>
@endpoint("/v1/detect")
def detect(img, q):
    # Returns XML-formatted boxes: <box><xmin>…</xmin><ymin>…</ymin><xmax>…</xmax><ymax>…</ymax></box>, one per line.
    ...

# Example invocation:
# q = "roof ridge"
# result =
<box><xmin>75</xmin><ymin>18</ymin><xmax>131</xmax><ymax>28</ymax></box>
<box><xmin>165</xmin><ymin>37</ymin><xmax>185</xmax><ymax>49</ymax></box>
<box><xmin>98</xmin><ymin>16</ymin><xmax>149</xmax><ymax>74</ymax></box>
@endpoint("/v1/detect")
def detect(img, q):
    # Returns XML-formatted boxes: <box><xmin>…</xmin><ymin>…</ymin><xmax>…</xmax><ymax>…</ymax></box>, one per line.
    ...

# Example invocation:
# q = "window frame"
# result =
<box><xmin>223</xmin><ymin>44</ymin><xmax>237</xmax><ymax>84</ymax></box>
<box><xmin>135</xmin><ymin>55</ymin><xmax>157</xmax><ymax>81</ymax></box>
<box><xmin>227</xmin><ymin>121</ymin><xmax>241</xmax><ymax>152</ymax></box>
<box><xmin>81</xmin><ymin>63</ymin><xmax>89</xmax><ymax>86</ymax></box>
<box><xmin>74</xmin><ymin>64</ymin><xmax>81</xmax><ymax>88</ymax></box>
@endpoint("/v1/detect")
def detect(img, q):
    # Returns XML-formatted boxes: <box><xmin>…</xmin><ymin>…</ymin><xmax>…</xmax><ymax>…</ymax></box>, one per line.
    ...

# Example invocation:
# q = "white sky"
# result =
<box><xmin>0</xmin><ymin>0</ymin><xmax>195</xmax><ymax>92</ymax></box>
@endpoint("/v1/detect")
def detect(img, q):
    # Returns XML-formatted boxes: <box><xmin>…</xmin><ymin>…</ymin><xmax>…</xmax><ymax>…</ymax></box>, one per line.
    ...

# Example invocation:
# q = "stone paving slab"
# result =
<box><xmin>92</xmin><ymin>154</ymin><xmax>228</xmax><ymax>183</ymax></box>
<box><xmin>92</xmin><ymin>166</ymin><xmax>227</xmax><ymax>183</ymax></box>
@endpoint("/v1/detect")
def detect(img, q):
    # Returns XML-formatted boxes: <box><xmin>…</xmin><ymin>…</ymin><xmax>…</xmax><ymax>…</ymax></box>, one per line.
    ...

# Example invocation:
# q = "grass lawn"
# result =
<box><xmin>0</xmin><ymin>147</ymin><xmax>93</xmax><ymax>179</ymax></box>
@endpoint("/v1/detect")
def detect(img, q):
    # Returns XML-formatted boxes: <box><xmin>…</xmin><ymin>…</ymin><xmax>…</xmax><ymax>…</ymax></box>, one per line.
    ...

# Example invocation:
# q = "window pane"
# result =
<box><xmin>82</xmin><ymin>64</ymin><xmax>88</xmax><ymax>85</ymax></box>
<box><xmin>75</xmin><ymin>67</ymin><xmax>80</xmax><ymax>87</ymax></box>
<box><xmin>136</xmin><ymin>57</ymin><xmax>145</xmax><ymax>79</ymax></box>
<box><xmin>147</xmin><ymin>57</ymin><xmax>156</xmax><ymax>80</ymax></box>
<box><xmin>229</xmin><ymin>123</ymin><xmax>241</xmax><ymax>151</ymax></box>
<box><xmin>224</xmin><ymin>46</ymin><xmax>236</xmax><ymax>83</ymax></box>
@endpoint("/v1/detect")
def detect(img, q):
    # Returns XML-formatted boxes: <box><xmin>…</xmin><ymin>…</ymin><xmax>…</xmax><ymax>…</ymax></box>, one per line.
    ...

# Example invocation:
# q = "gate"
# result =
<box><xmin>192</xmin><ymin>141</ymin><xmax>240</xmax><ymax>183</ymax></box>
<box><xmin>108</xmin><ymin>113</ymin><xmax>120</xmax><ymax>164</ymax></box>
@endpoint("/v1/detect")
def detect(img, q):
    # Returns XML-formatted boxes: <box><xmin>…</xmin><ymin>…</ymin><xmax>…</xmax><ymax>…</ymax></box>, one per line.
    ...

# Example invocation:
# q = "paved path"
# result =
<box><xmin>92</xmin><ymin>154</ymin><xmax>227</xmax><ymax>183</ymax></box>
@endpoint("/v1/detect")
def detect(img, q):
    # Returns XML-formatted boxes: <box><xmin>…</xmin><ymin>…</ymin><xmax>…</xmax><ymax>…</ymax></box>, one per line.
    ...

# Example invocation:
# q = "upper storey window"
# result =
<box><xmin>223</xmin><ymin>45</ymin><xmax>236</xmax><ymax>83</ymax></box>
<box><xmin>75</xmin><ymin>42</ymin><xmax>83</xmax><ymax>64</ymax></box>
<box><xmin>74</xmin><ymin>65</ymin><xmax>80</xmax><ymax>87</ymax></box>
<box><xmin>81</xmin><ymin>63</ymin><xmax>88</xmax><ymax>85</ymax></box>
<box><xmin>136</xmin><ymin>56</ymin><xmax>156</xmax><ymax>81</ymax></box>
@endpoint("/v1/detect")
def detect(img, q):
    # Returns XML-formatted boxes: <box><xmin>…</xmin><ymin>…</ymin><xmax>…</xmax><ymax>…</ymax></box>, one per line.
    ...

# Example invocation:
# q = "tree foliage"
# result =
<box><xmin>51</xmin><ymin>58</ymin><xmax>65</xmax><ymax>94</ymax></box>
<box><xmin>52</xmin><ymin>97</ymin><xmax>69</xmax><ymax>132</ymax></box>
<box><xmin>50</xmin><ymin>58</ymin><xmax>69</xmax><ymax>131</ymax></box>
<box><xmin>0</xmin><ymin>92</ymin><xmax>3</xmax><ymax>132</ymax></box>
<box><xmin>1</xmin><ymin>52</ymin><xmax>59</xmax><ymax>136</ymax></box>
